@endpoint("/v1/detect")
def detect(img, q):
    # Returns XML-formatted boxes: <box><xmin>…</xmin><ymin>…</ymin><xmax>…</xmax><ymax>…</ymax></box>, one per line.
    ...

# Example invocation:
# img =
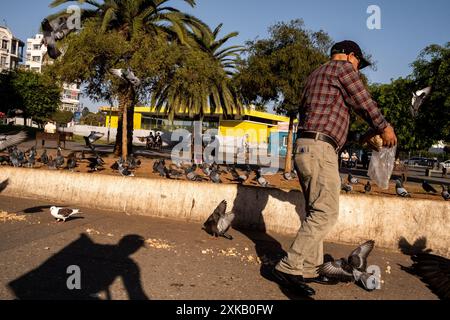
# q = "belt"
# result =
<box><xmin>297</xmin><ymin>131</ymin><xmax>340</xmax><ymax>152</ymax></box>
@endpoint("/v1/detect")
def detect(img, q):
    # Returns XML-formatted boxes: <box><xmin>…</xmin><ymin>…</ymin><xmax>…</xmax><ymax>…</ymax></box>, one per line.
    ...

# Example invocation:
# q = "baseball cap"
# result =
<box><xmin>330</xmin><ymin>40</ymin><xmax>371</xmax><ymax>70</ymax></box>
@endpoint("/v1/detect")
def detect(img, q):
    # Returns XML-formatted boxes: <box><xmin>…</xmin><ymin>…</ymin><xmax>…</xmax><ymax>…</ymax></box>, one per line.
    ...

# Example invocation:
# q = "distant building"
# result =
<box><xmin>0</xmin><ymin>25</ymin><xmax>24</xmax><ymax>72</ymax></box>
<box><xmin>25</xmin><ymin>34</ymin><xmax>81</xmax><ymax>113</ymax></box>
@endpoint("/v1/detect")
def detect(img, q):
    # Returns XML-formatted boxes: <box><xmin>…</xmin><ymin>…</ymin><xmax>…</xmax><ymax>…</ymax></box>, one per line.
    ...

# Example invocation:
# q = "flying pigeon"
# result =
<box><xmin>0</xmin><ymin>131</ymin><xmax>27</xmax><ymax>152</ymax></box>
<box><xmin>441</xmin><ymin>185</ymin><xmax>450</xmax><ymax>201</ymax></box>
<box><xmin>422</xmin><ymin>181</ymin><xmax>437</xmax><ymax>194</ymax></box>
<box><xmin>84</xmin><ymin>131</ymin><xmax>104</xmax><ymax>150</ymax></box>
<box><xmin>364</xmin><ymin>181</ymin><xmax>372</xmax><ymax>193</ymax></box>
<box><xmin>348</xmin><ymin>172</ymin><xmax>359</xmax><ymax>185</ymax></box>
<box><xmin>110</xmin><ymin>68</ymin><xmax>141</xmax><ymax>87</ymax></box>
<box><xmin>318</xmin><ymin>240</ymin><xmax>377</xmax><ymax>290</ymax></box>
<box><xmin>411</xmin><ymin>253</ymin><xmax>450</xmax><ymax>300</ymax></box>
<box><xmin>50</xmin><ymin>206</ymin><xmax>80</xmax><ymax>222</ymax></box>
<box><xmin>411</xmin><ymin>86</ymin><xmax>432</xmax><ymax>117</ymax></box>
<box><xmin>396</xmin><ymin>180</ymin><xmax>411</xmax><ymax>198</ymax></box>
<box><xmin>202</xmin><ymin>200</ymin><xmax>235</xmax><ymax>240</ymax></box>
<box><xmin>41</xmin><ymin>17</ymin><xmax>75</xmax><ymax>60</ymax></box>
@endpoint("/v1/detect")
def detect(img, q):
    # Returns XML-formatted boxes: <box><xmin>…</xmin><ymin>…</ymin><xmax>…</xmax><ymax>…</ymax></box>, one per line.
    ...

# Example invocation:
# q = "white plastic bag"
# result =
<box><xmin>368</xmin><ymin>146</ymin><xmax>397</xmax><ymax>190</ymax></box>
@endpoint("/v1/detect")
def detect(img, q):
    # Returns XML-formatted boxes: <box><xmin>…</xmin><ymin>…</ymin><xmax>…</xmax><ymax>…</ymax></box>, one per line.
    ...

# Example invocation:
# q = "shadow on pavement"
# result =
<box><xmin>398</xmin><ymin>236</ymin><xmax>449</xmax><ymax>300</ymax></box>
<box><xmin>8</xmin><ymin>234</ymin><xmax>149</xmax><ymax>300</ymax></box>
<box><xmin>232</xmin><ymin>185</ymin><xmax>314</xmax><ymax>300</ymax></box>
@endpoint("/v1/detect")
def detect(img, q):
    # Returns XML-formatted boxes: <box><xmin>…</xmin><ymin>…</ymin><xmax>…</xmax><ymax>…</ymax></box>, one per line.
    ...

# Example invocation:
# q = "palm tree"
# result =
<box><xmin>48</xmin><ymin>0</ymin><xmax>209</xmax><ymax>158</ymax></box>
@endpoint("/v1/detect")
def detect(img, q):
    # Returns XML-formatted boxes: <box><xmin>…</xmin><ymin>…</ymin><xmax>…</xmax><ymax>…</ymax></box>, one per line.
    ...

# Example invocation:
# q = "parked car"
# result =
<box><xmin>404</xmin><ymin>157</ymin><xmax>428</xmax><ymax>166</ymax></box>
<box><xmin>439</xmin><ymin>160</ymin><xmax>450</xmax><ymax>170</ymax></box>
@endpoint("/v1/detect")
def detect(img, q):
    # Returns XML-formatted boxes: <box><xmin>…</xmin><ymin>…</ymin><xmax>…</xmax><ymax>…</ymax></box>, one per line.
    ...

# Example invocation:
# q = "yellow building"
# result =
<box><xmin>100</xmin><ymin>106</ymin><xmax>289</xmax><ymax>145</ymax></box>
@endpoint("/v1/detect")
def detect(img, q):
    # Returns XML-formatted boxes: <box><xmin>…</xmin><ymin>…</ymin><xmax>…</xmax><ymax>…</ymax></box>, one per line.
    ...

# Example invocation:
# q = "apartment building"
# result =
<box><xmin>0</xmin><ymin>25</ymin><xmax>24</xmax><ymax>72</ymax></box>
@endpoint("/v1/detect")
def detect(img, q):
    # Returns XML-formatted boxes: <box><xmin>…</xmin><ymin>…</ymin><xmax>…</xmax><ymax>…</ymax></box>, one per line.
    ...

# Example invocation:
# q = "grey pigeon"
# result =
<box><xmin>283</xmin><ymin>171</ymin><xmax>297</xmax><ymax>181</ymax></box>
<box><xmin>185</xmin><ymin>164</ymin><xmax>206</xmax><ymax>182</ymax></box>
<box><xmin>39</xmin><ymin>149</ymin><xmax>49</xmax><ymax>165</ymax></box>
<box><xmin>209</xmin><ymin>168</ymin><xmax>222</xmax><ymax>184</ymax></box>
<box><xmin>202</xmin><ymin>200</ymin><xmax>235</xmax><ymax>240</ymax></box>
<box><xmin>41</xmin><ymin>17</ymin><xmax>75</xmax><ymax>59</ymax></box>
<box><xmin>110</xmin><ymin>68</ymin><xmax>141</xmax><ymax>87</ymax></box>
<box><xmin>87</xmin><ymin>154</ymin><xmax>104</xmax><ymax>172</ymax></box>
<box><xmin>126</xmin><ymin>154</ymin><xmax>141</xmax><ymax>170</ymax></box>
<box><xmin>255</xmin><ymin>167</ymin><xmax>270</xmax><ymax>188</ymax></box>
<box><xmin>0</xmin><ymin>131</ymin><xmax>27</xmax><ymax>152</ymax></box>
<box><xmin>318</xmin><ymin>240</ymin><xmax>377</xmax><ymax>290</ymax></box>
<box><xmin>27</xmin><ymin>146</ymin><xmax>36</xmax><ymax>168</ymax></box>
<box><xmin>441</xmin><ymin>185</ymin><xmax>450</xmax><ymax>201</ymax></box>
<box><xmin>118</xmin><ymin>162</ymin><xmax>135</xmax><ymax>177</ymax></box>
<box><xmin>55</xmin><ymin>147</ymin><xmax>65</xmax><ymax>169</ymax></box>
<box><xmin>47</xmin><ymin>156</ymin><xmax>57</xmax><ymax>170</ymax></box>
<box><xmin>50</xmin><ymin>206</ymin><xmax>80</xmax><ymax>222</ymax></box>
<box><xmin>66</xmin><ymin>152</ymin><xmax>77</xmax><ymax>171</ymax></box>
<box><xmin>348</xmin><ymin>172</ymin><xmax>359</xmax><ymax>185</ymax></box>
<box><xmin>396</xmin><ymin>180</ymin><xmax>411</xmax><ymax>198</ymax></box>
<box><xmin>411</xmin><ymin>86</ymin><xmax>432</xmax><ymax>118</ymax></box>
<box><xmin>341</xmin><ymin>177</ymin><xmax>353</xmax><ymax>193</ymax></box>
<box><xmin>229</xmin><ymin>165</ymin><xmax>249</xmax><ymax>184</ymax></box>
<box><xmin>111</xmin><ymin>157</ymin><xmax>125</xmax><ymax>171</ymax></box>
<box><xmin>364</xmin><ymin>181</ymin><xmax>372</xmax><ymax>193</ymax></box>
<box><xmin>84</xmin><ymin>131</ymin><xmax>104</xmax><ymax>150</ymax></box>
<box><xmin>9</xmin><ymin>148</ymin><xmax>20</xmax><ymax>167</ymax></box>
<box><xmin>422</xmin><ymin>181</ymin><xmax>437</xmax><ymax>194</ymax></box>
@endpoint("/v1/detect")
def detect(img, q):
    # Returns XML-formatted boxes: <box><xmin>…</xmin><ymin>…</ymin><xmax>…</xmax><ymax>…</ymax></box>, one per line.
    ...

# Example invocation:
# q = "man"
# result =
<box><xmin>272</xmin><ymin>40</ymin><xmax>397</xmax><ymax>296</ymax></box>
<box><xmin>340</xmin><ymin>149</ymin><xmax>350</xmax><ymax>167</ymax></box>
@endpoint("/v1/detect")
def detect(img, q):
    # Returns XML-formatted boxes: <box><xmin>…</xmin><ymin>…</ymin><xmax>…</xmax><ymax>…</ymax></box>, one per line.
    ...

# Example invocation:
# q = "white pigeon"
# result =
<box><xmin>411</xmin><ymin>86</ymin><xmax>432</xmax><ymax>117</ymax></box>
<box><xmin>50</xmin><ymin>206</ymin><xmax>80</xmax><ymax>222</ymax></box>
<box><xmin>110</xmin><ymin>68</ymin><xmax>141</xmax><ymax>87</ymax></box>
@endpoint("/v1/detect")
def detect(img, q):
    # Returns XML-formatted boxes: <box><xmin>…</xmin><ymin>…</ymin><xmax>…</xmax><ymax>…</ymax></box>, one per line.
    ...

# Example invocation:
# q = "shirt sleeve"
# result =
<box><xmin>338</xmin><ymin>62</ymin><xmax>389</xmax><ymax>133</ymax></box>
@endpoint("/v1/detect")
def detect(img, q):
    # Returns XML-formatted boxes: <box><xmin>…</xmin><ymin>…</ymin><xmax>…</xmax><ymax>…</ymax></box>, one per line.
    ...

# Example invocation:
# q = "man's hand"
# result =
<box><xmin>381</xmin><ymin>125</ymin><xmax>397</xmax><ymax>148</ymax></box>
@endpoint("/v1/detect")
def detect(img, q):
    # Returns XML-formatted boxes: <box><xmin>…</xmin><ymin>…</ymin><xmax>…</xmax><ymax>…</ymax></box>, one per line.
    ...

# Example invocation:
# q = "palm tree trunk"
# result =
<box><xmin>114</xmin><ymin>107</ymin><xmax>124</xmax><ymax>156</ymax></box>
<box><xmin>284</xmin><ymin>115</ymin><xmax>295</xmax><ymax>173</ymax></box>
<box><xmin>114</xmin><ymin>86</ymin><xmax>136</xmax><ymax>158</ymax></box>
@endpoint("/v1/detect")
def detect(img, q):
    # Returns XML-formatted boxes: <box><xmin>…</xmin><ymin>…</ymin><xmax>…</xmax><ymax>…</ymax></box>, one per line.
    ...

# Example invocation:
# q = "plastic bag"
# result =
<box><xmin>368</xmin><ymin>146</ymin><xmax>397</xmax><ymax>190</ymax></box>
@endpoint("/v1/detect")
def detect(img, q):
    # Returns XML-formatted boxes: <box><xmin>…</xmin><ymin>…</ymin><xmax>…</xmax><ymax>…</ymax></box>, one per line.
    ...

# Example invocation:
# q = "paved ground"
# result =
<box><xmin>0</xmin><ymin>195</ymin><xmax>438</xmax><ymax>300</ymax></box>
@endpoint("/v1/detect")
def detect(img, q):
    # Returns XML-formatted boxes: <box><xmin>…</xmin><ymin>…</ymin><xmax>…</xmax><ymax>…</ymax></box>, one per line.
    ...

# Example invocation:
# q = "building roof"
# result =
<box><xmin>100</xmin><ymin>106</ymin><xmax>290</xmax><ymax>123</ymax></box>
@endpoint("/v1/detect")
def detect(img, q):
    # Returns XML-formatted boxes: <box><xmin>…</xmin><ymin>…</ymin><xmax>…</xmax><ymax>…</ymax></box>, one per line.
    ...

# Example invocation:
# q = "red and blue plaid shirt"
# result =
<box><xmin>298</xmin><ymin>60</ymin><xmax>389</xmax><ymax>148</ymax></box>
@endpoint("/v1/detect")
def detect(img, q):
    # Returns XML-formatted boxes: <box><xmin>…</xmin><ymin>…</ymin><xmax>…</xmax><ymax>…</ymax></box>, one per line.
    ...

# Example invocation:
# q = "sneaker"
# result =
<box><xmin>271</xmin><ymin>268</ymin><xmax>316</xmax><ymax>296</ymax></box>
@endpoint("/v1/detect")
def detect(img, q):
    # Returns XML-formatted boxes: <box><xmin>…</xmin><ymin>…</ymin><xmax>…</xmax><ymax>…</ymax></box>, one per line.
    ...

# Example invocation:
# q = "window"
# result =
<box><xmin>26</xmin><ymin>53</ymin><xmax>31</xmax><ymax>61</ymax></box>
<box><xmin>32</xmin><ymin>56</ymin><xmax>40</xmax><ymax>62</ymax></box>
<box><xmin>1</xmin><ymin>40</ymin><xmax>8</xmax><ymax>50</ymax></box>
<box><xmin>33</xmin><ymin>44</ymin><xmax>40</xmax><ymax>50</ymax></box>
<box><xmin>11</xmin><ymin>41</ymin><xmax>16</xmax><ymax>55</ymax></box>
<box><xmin>0</xmin><ymin>56</ymin><xmax>6</xmax><ymax>67</ymax></box>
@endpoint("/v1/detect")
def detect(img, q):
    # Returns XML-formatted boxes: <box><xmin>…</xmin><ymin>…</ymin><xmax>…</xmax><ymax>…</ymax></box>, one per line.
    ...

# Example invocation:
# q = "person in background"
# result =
<box><xmin>340</xmin><ymin>150</ymin><xmax>350</xmax><ymax>168</ymax></box>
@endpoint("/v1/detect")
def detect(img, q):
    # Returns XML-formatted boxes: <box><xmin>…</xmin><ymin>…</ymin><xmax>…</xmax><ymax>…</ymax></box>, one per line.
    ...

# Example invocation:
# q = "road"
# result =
<box><xmin>0</xmin><ymin>195</ymin><xmax>438</xmax><ymax>300</ymax></box>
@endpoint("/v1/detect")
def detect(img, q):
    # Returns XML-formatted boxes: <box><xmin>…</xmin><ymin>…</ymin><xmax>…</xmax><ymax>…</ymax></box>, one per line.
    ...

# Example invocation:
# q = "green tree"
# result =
<box><xmin>81</xmin><ymin>112</ymin><xmax>105</xmax><ymax>126</ymax></box>
<box><xmin>48</xmin><ymin>0</ymin><xmax>210</xmax><ymax>158</ymax></box>
<box><xmin>52</xmin><ymin>110</ymin><xmax>73</xmax><ymax>125</ymax></box>
<box><xmin>82</xmin><ymin>107</ymin><xmax>90</xmax><ymax>118</ymax></box>
<box><xmin>0</xmin><ymin>70</ymin><xmax>61</xmax><ymax>127</ymax></box>
<box><xmin>236</xmin><ymin>20</ymin><xmax>333</xmax><ymax>172</ymax></box>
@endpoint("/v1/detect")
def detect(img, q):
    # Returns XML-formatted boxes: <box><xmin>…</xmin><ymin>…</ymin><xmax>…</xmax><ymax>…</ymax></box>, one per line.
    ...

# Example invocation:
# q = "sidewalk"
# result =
<box><xmin>0</xmin><ymin>195</ymin><xmax>437</xmax><ymax>300</ymax></box>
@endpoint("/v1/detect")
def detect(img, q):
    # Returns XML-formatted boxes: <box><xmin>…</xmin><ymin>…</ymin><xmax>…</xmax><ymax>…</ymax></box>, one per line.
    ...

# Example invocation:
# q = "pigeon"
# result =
<box><xmin>364</xmin><ymin>181</ymin><xmax>372</xmax><ymax>193</ymax></box>
<box><xmin>50</xmin><ymin>206</ymin><xmax>80</xmax><ymax>222</ymax></box>
<box><xmin>27</xmin><ymin>147</ymin><xmax>36</xmax><ymax>168</ymax></box>
<box><xmin>441</xmin><ymin>185</ymin><xmax>450</xmax><ymax>201</ymax></box>
<box><xmin>118</xmin><ymin>162</ymin><xmax>135</xmax><ymax>177</ymax></box>
<box><xmin>348</xmin><ymin>172</ymin><xmax>359</xmax><ymax>185</ymax></box>
<box><xmin>255</xmin><ymin>167</ymin><xmax>270</xmax><ymax>188</ymax></box>
<box><xmin>209</xmin><ymin>168</ymin><xmax>222</xmax><ymax>184</ymax></box>
<box><xmin>9</xmin><ymin>148</ymin><xmax>20</xmax><ymax>167</ymax></box>
<box><xmin>411</xmin><ymin>253</ymin><xmax>450</xmax><ymax>300</ymax></box>
<box><xmin>110</xmin><ymin>68</ymin><xmax>141</xmax><ymax>87</ymax></box>
<box><xmin>154</xmin><ymin>159</ymin><xmax>169</xmax><ymax>178</ymax></box>
<box><xmin>201</xmin><ymin>163</ymin><xmax>212</xmax><ymax>176</ymax></box>
<box><xmin>229</xmin><ymin>165</ymin><xmax>249</xmax><ymax>184</ymax></box>
<box><xmin>111</xmin><ymin>157</ymin><xmax>125</xmax><ymax>171</ymax></box>
<box><xmin>47</xmin><ymin>156</ymin><xmax>57</xmax><ymax>170</ymax></box>
<box><xmin>185</xmin><ymin>164</ymin><xmax>206</xmax><ymax>182</ymax></box>
<box><xmin>0</xmin><ymin>179</ymin><xmax>9</xmax><ymax>193</ymax></box>
<box><xmin>126</xmin><ymin>154</ymin><xmax>141</xmax><ymax>170</ymax></box>
<box><xmin>0</xmin><ymin>155</ymin><xmax>10</xmax><ymax>165</ymax></box>
<box><xmin>0</xmin><ymin>131</ymin><xmax>27</xmax><ymax>152</ymax></box>
<box><xmin>341</xmin><ymin>177</ymin><xmax>353</xmax><ymax>193</ymax></box>
<box><xmin>202</xmin><ymin>200</ymin><xmax>235</xmax><ymax>240</ymax></box>
<box><xmin>84</xmin><ymin>131</ymin><xmax>104</xmax><ymax>150</ymax></box>
<box><xmin>41</xmin><ymin>17</ymin><xmax>75</xmax><ymax>60</ymax></box>
<box><xmin>283</xmin><ymin>171</ymin><xmax>297</xmax><ymax>181</ymax></box>
<box><xmin>39</xmin><ymin>149</ymin><xmax>49</xmax><ymax>165</ymax></box>
<box><xmin>411</xmin><ymin>86</ymin><xmax>432</xmax><ymax>117</ymax></box>
<box><xmin>422</xmin><ymin>181</ymin><xmax>437</xmax><ymax>194</ymax></box>
<box><xmin>318</xmin><ymin>240</ymin><xmax>377</xmax><ymax>290</ymax></box>
<box><xmin>55</xmin><ymin>147</ymin><xmax>65</xmax><ymax>169</ymax></box>
<box><xmin>396</xmin><ymin>180</ymin><xmax>411</xmax><ymax>198</ymax></box>
<box><xmin>66</xmin><ymin>152</ymin><xmax>77</xmax><ymax>171</ymax></box>
<box><xmin>87</xmin><ymin>154</ymin><xmax>104</xmax><ymax>172</ymax></box>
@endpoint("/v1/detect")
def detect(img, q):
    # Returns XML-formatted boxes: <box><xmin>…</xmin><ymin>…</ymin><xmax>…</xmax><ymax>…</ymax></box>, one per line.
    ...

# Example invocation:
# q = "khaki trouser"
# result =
<box><xmin>276</xmin><ymin>138</ymin><xmax>341</xmax><ymax>278</ymax></box>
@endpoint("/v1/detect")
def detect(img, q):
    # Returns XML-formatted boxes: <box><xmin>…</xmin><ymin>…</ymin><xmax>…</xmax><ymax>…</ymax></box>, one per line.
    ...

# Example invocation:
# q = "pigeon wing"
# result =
<box><xmin>349</xmin><ymin>240</ymin><xmax>375</xmax><ymax>270</ymax></box>
<box><xmin>0</xmin><ymin>131</ymin><xmax>27</xmax><ymax>151</ymax></box>
<box><xmin>217</xmin><ymin>212</ymin><xmax>235</xmax><ymax>234</ymax></box>
<box><xmin>317</xmin><ymin>260</ymin><xmax>354</xmax><ymax>281</ymax></box>
<box><xmin>0</xmin><ymin>179</ymin><xmax>9</xmax><ymax>193</ymax></box>
<box><xmin>412</xmin><ymin>254</ymin><xmax>450</xmax><ymax>300</ymax></box>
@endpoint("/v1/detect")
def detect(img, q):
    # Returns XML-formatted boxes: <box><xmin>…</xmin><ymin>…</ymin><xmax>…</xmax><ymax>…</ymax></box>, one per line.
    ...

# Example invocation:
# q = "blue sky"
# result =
<box><xmin>1</xmin><ymin>0</ymin><xmax>449</xmax><ymax>111</ymax></box>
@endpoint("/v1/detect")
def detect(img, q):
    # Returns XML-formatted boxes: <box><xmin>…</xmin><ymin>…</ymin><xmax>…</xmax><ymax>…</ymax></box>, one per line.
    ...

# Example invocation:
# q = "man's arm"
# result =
<box><xmin>339</xmin><ymin>63</ymin><xmax>397</xmax><ymax>147</ymax></box>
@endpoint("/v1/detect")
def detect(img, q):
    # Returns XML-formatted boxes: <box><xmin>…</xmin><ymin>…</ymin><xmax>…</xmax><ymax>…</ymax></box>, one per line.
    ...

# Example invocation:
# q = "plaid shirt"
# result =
<box><xmin>298</xmin><ymin>60</ymin><xmax>389</xmax><ymax>148</ymax></box>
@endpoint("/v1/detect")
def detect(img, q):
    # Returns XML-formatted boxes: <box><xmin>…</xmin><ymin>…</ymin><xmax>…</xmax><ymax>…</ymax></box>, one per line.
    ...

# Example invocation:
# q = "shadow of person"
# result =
<box><xmin>397</xmin><ymin>236</ymin><xmax>450</xmax><ymax>300</ymax></box>
<box><xmin>231</xmin><ymin>184</ymin><xmax>313</xmax><ymax>300</ymax></box>
<box><xmin>8</xmin><ymin>234</ymin><xmax>149</xmax><ymax>300</ymax></box>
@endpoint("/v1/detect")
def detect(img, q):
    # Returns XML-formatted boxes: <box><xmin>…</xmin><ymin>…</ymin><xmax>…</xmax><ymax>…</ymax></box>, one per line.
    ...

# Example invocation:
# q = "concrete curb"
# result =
<box><xmin>1</xmin><ymin>167</ymin><xmax>449</xmax><ymax>257</ymax></box>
